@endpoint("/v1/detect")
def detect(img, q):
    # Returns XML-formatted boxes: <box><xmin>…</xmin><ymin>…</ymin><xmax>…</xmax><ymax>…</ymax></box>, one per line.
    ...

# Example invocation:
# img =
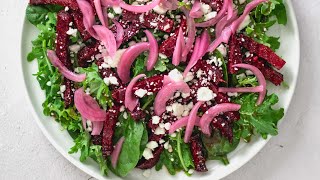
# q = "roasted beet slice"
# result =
<box><xmin>77</xmin><ymin>40</ymin><xmax>100</xmax><ymax>67</ymax></box>
<box><xmin>191</xmin><ymin>60</ymin><xmax>223</xmax><ymax>85</ymax></box>
<box><xmin>238</xmin><ymin>34</ymin><xmax>286</xmax><ymax>70</ymax></box>
<box><xmin>122</xmin><ymin>10</ymin><xmax>174</xmax><ymax>33</ymax></box>
<box><xmin>112</xmin><ymin>87</ymin><xmax>126</xmax><ymax>104</ymax></box>
<box><xmin>91</xmin><ymin>135</ymin><xmax>102</xmax><ymax>145</ymax></box>
<box><xmin>102</xmin><ymin>106</ymin><xmax>120</xmax><ymax>157</ymax></box>
<box><xmin>110</xmin><ymin>20</ymin><xmax>143</xmax><ymax>43</ymax></box>
<box><xmin>95</xmin><ymin>59</ymin><xmax>122</xmax><ymax>89</ymax></box>
<box><xmin>130</xmin><ymin>106</ymin><xmax>146</xmax><ymax>121</ymax></box>
<box><xmin>202</xmin><ymin>0</ymin><xmax>224</xmax><ymax>12</ymax></box>
<box><xmin>132</xmin><ymin>75</ymin><xmax>164</xmax><ymax>94</ymax></box>
<box><xmin>29</xmin><ymin>0</ymin><xmax>79</xmax><ymax>10</ymax></box>
<box><xmin>190</xmin><ymin>134</ymin><xmax>207</xmax><ymax>172</ymax></box>
<box><xmin>212</xmin><ymin>115</ymin><xmax>233</xmax><ymax>142</ymax></box>
<box><xmin>228</xmin><ymin>35</ymin><xmax>243</xmax><ymax>74</ymax></box>
<box><xmin>159</xmin><ymin>18</ymin><xmax>187</xmax><ymax>57</ymax></box>
<box><xmin>243</xmin><ymin>55</ymin><xmax>284</xmax><ymax>85</ymax></box>
<box><xmin>56</xmin><ymin>11</ymin><xmax>74</xmax><ymax>107</ymax></box>
<box><xmin>70</xmin><ymin>11</ymin><xmax>91</xmax><ymax>41</ymax></box>
<box><xmin>137</xmin><ymin>146</ymin><xmax>164</xmax><ymax>169</ymax></box>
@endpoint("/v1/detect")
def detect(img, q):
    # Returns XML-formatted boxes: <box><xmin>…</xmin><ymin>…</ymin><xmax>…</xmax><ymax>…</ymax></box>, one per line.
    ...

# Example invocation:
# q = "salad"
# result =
<box><xmin>26</xmin><ymin>0</ymin><xmax>288</xmax><ymax>177</ymax></box>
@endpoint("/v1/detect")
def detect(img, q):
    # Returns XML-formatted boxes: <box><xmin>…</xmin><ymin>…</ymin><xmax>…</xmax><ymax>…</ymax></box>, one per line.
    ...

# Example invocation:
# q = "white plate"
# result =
<box><xmin>20</xmin><ymin>1</ymin><xmax>300</xmax><ymax>179</ymax></box>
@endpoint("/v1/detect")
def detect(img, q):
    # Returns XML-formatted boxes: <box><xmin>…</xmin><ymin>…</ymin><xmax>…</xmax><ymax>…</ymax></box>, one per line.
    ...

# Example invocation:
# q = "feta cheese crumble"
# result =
<box><xmin>135</xmin><ymin>89</ymin><xmax>148</xmax><ymax>98</ymax></box>
<box><xmin>197</xmin><ymin>87</ymin><xmax>216</xmax><ymax>101</ymax></box>
<box><xmin>168</xmin><ymin>69</ymin><xmax>183</xmax><ymax>82</ymax></box>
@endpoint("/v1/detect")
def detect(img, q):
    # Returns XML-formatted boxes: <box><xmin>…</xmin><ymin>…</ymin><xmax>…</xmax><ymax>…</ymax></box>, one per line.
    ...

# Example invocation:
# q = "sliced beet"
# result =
<box><xmin>70</xmin><ymin>11</ymin><xmax>91</xmax><ymax>41</ymax></box>
<box><xmin>137</xmin><ymin>146</ymin><xmax>164</xmax><ymax>169</ymax></box>
<box><xmin>159</xmin><ymin>18</ymin><xmax>187</xmax><ymax>57</ymax></box>
<box><xmin>228</xmin><ymin>35</ymin><xmax>243</xmax><ymax>74</ymax></box>
<box><xmin>212</xmin><ymin>115</ymin><xmax>233</xmax><ymax>142</ymax></box>
<box><xmin>77</xmin><ymin>40</ymin><xmax>100</xmax><ymax>67</ymax></box>
<box><xmin>238</xmin><ymin>34</ymin><xmax>286</xmax><ymax>70</ymax></box>
<box><xmin>56</xmin><ymin>11</ymin><xmax>74</xmax><ymax>107</ymax></box>
<box><xmin>191</xmin><ymin>60</ymin><xmax>223</xmax><ymax>85</ymax></box>
<box><xmin>129</xmin><ymin>105</ymin><xmax>146</xmax><ymax>121</ymax></box>
<box><xmin>95</xmin><ymin>59</ymin><xmax>122</xmax><ymax>89</ymax></box>
<box><xmin>243</xmin><ymin>55</ymin><xmax>284</xmax><ymax>86</ymax></box>
<box><xmin>29</xmin><ymin>0</ymin><xmax>79</xmax><ymax>10</ymax></box>
<box><xmin>112</xmin><ymin>87</ymin><xmax>126</xmax><ymax>104</ymax></box>
<box><xmin>132</xmin><ymin>75</ymin><xmax>164</xmax><ymax>95</ymax></box>
<box><xmin>102</xmin><ymin>106</ymin><xmax>120</xmax><ymax>157</ymax></box>
<box><xmin>91</xmin><ymin>135</ymin><xmax>102</xmax><ymax>145</ymax></box>
<box><xmin>190</xmin><ymin>134</ymin><xmax>207</xmax><ymax>172</ymax></box>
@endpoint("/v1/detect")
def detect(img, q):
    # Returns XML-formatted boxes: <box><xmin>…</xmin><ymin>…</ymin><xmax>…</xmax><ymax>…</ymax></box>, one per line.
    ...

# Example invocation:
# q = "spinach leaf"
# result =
<box><xmin>112</xmin><ymin>113</ymin><xmax>147</xmax><ymax>177</ymax></box>
<box><xmin>26</xmin><ymin>5</ymin><xmax>49</xmax><ymax>26</ymax></box>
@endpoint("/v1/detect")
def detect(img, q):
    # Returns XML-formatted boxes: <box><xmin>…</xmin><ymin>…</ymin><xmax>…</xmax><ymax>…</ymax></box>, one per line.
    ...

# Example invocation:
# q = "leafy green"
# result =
<box><xmin>78</xmin><ymin>64</ymin><xmax>113</xmax><ymax>109</ymax></box>
<box><xmin>234</xmin><ymin>93</ymin><xmax>284</xmax><ymax>138</ymax></box>
<box><xmin>111</xmin><ymin>113</ymin><xmax>147</xmax><ymax>177</ymax></box>
<box><xmin>202</xmin><ymin>129</ymin><xmax>241</xmax><ymax>165</ymax></box>
<box><xmin>154</xmin><ymin>57</ymin><xmax>170</xmax><ymax>72</ymax></box>
<box><xmin>26</xmin><ymin>5</ymin><xmax>49</xmax><ymax>26</ymax></box>
<box><xmin>132</xmin><ymin>53</ymin><xmax>171</xmax><ymax>77</ymax></box>
<box><xmin>89</xmin><ymin>145</ymin><xmax>109</xmax><ymax>175</ymax></box>
<box><xmin>237</xmin><ymin>76</ymin><xmax>259</xmax><ymax>87</ymax></box>
<box><xmin>156</xmin><ymin>132</ymin><xmax>194</xmax><ymax>175</ymax></box>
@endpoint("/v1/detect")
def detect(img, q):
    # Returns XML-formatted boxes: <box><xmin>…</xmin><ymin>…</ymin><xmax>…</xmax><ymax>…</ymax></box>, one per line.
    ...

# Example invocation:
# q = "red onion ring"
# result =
<box><xmin>145</xmin><ymin>30</ymin><xmax>159</xmax><ymax>71</ymax></box>
<box><xmin>94</xmin><ymin>0</ymin><xmax>108</xmax><ymax>27</ymax></box>
<box><xmin>154</xmin><ymin>81</ymin><xmax>191</xmax><ymax>116</ymax></box>
<box><xmin>200</xmin><ymin>103</ymin><xmax>241</xmax><ymax>135</ymax></box>
<box><xmin>169</xmin><ymin>116</ymin><xmax>201</xmax><ymax>134</ymax></box>
<box><xmin>125</xmin><ymin>74</ymin><xmax>146</xmax><ymax>111</ymax></box>
<box><xmin>77</xmin><ymin>0</ymin><xmax>99</xmax><ymax>39</ymax></box>
<box><xmin>91</xmin><ymin>121</ymin><xmax>104</xmax><ymax>135</ymax></box>
<box><xmin>47</xmin><ymin>50</ymin><xmax>86</xmax><ymax>82</ymax></box>
<box><xmin>113</xmin><ymin>20</ymin><xmax>124</xmax><ymax>48</ymax></box>
<box><xmin>74</xmin><ymin>88</ymin><xmax>107</xmax><ymax>122</ymax></box>
<box><xmin>117</xmin><ymin>42</ymin><xmax>149</xmax><ymax>83</ymax></box>
<box><xmin>190</xmin><ymin>0</ymin><xmax>203</xmax><ymax>18</ymax></box>
<box><xmin>216</xmin><ymin>10</ymin><xmax>238</xmax><ymax>37</ymax></box>
<box><xmin>172</xmin><ymin>27</ymin><xmax>184</xmax><ymax>66</ymax></box>
<box><xmin>219</xmin><ymin>64</ymin><xmax>267</xmax><ymax>105</ymax></box>
<box><xmin>111</xmin><ymin>137</ymin><xmax>125</xmax><ymax>168</ymax></box>
<box><xmin>181</xmin><ymin>8</ymin><xmax>196</xmax><ymax>59</ymax></box>
<box><xmin>184</xmin><ymin>101</ymin><xmax>204</xmax><ymax>143</ymax></box>
<box><xmin>93</xmin><ymin>25</ymin><xmax>117</xmax><ymax>57</ymax></box>
<box><xmin>227</xmin><ymin>0</ymin><xmax>234</xmax><ymax>20</ymax></box>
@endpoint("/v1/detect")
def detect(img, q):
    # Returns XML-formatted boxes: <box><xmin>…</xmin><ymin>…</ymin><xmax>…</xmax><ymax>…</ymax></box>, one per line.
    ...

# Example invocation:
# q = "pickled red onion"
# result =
<box><xmin>172</xmin><ymin>27</ymin><xmax>184</xmax><ymax>66</ymax></box>
<box><xmin>92</xmin><ymin>25</ymin><xmax>117</xmax><ymax>57</ymax></box>
<box><xmin>94</xmin><ymin>0</ymin><xmax>108</xmax><ymax>27</ymax></box>
<box><xmin>125</xmin><ymin>74</ymin><xmax>146</xmax><ymax>111</ymax></box>
<box><xmin>184</xmin><ymin>101</ymin><xmax>204</xmax><ymax>143</ymax></box>
<box><xmin>111</xmin><ymin>137</ymin><xmax>125</xmax><ymax>168</ymax></box>
<box><xmin>169</xmin><ymin>116</ymin><xmax>201</xmax><ymax>134</ymax></box>
<box><xmin>190</xmin><ymin>1</ymin><xmax>203</xmax><ymax>18</ymax></box>
<box><xmin>145</xmin><ymin>30</ymin><xmax>159</xmax><ymax>71</ymax></box>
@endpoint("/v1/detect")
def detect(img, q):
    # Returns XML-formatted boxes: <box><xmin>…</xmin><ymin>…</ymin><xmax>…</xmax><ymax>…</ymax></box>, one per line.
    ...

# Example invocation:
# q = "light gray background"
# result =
<box><xmin>0</xmin><ymin>0</ymin><xmax>319</xmax><ymax>179</ymax></box>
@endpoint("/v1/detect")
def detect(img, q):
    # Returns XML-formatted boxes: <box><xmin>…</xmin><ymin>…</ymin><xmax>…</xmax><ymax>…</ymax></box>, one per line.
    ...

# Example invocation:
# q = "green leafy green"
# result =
<box><xmin>26</xmin><ymin>5</ymin><xmax>49</xmax><ymax>26</ymax></box>
<box><xmin>78</xmin><ymin>64</ymin><xmax>113</xmax><ymax>109</ymax></box>
<box><xmin>234</xmin><ymin>93</ymin><xmax>284</xmax><ymax>138</ymax></box>
<box><xmin>111</xmin><ymin>113</ymin><xmax>147</xmax><ymax>177</ymax></box>
<box><xmin>237</xmin><ymin>76</ymin><xmax>259</xmax><ymax>87</ymax></box>
<box><xmin>89</xmin><ymin>145</ymin><xmax>109</xmax><ymax>175</ymax></box>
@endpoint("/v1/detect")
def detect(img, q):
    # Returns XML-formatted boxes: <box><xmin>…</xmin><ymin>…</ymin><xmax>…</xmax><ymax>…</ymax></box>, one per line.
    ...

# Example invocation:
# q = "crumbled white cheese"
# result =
<box><xmin>237</xmin><ymin>15</ymin><xmax>251</xmax><ymax>31</ymax></box>
<box><xmin>159</xmin><ymin>53</ymin><xmax>167</xmax><ymax>59</ymax></box>
<box><xmin>164</xmin><ymin>123</ymin><xmax>171</xmax><ymax>131</ymax></box>
<box><xmin>60</xmin><ymin>85</ymin><xmax>66</xmax><ymax>93</ymax></box>
<box><xmin>66</xmin><ymin>27</ymin><xmax>78</xmax><ymax>37</ymax></box>
<box><xmin>153</xmin><ymin>5</ymin><xmax>167</xmax><ymax>14</ymax></box>
<box><xmin>119</xmin><ymin>106</ymin><xmax>125</xmax><ymax>112</ymax></box>
<box><xmin>182</xmin><ymin>92</ymin><xmax>190</xmax><ymax>98</ymax></box>
<box><xmin>197</xmin><ymin>87</ymin><xmax>216</xmax><ymax>101</ymax></box>
<box><xmin>236</xmin><ymin>73</ymin><xmax>246</xmax><ymax>80</ymax></box>
<box><xmin>168</xmin><ymin>69</ymin><xmax>183</xmax><ymax>82</ymax></box>
<box><xmin>166</xmin><ymin>105</ymin><xmax>173</xmax><ymax>112</ymax></box>
<box><xmin>188</xmin><ymin>169</ymin><xmax>194</xmax><ymax>174</ymax></box>
<box><xmin>146</xmin><ymin>141</ymin><xmax>159</xmax><ymax>150</ymax></box>
<box><xmin>152</xmin><ymin>116</ymin><xmax>160</xmax><ymax>124</ymax></box>
<box><xmin>46</xmin><ymin>81</ymin><xmax>52</xmax><ymax>86</ymax></box>
<box><xmin>163</xmin><ymin>24</ymin><xmax>170</xmax><ymax>31</ymax></box>
<box><xmin>164</xmin><ymin>142</ymin><xmax>170</xmax><ymax>149</ymax></box>
<box><xmin>107</xmin><ymin>13</ymin><xmax>114</xmax><ymax>19</ymax></box>
<box><xmin>123</xmin><ymin>112</ymin><xmax>128</xmax><ymax>119</ymax></box>
<box><xmin>217</xmin><ymin>44</ymin><xmax>227</xmax><ymax>57</ymax></box>
<box><xmin>142</xmin><ymin>148</ymin><xmax>154</xmax><ymax>160</ymax></box>
<box><xmin>200</xmin><ymin>3</ymin><xmax>212</xmax><ymax>14</ymax></box>
<box><xmin>85</xmin><ymin>88</ymin><xmax>91</xmax><ymax>95</ymax></box>
<box><xmin>159</xmin><ymin>123</ymin><xmax>165</xmax><ymax>129</ymax></box>
<box><xmin>184</xmin><ymin>72</ymin><xmax>194</xmax><ymax>82</ymax></box>
<box><xmin>245</xmin><ymin>70</ymin><xmax>254</xmax><ymax>76</ymax></box>
<box><xmin>65</xmin><ymin>6</ymin><xmax>69</xmax><ymax>12</ymax></box>
<box><xmin>103</xmin><ymin>49</ymin><xmax>126</xmax><ymax>68</ymax></box>
<box><xmin>86</xmin><ymin>120</ymin><xmax>92</xmax><ymax>128</ymax></box>
<box><xmin>168</xmin><ymin>145</ymin><xmax>173</xmax><ymax>152</ymax></box>
<box><xmin>239</xmin><ymin>0</ymin><xmax>246</xmax><ymax>4</ymax></box>
<box><xmin>154</xmin><ymin>127</ymin><xmax>166</xmax><ymax>135</ymax></box>
<box><xmin>69</xmin><ymin>44</ymin><xmax>81</xmax><ymax>53</ymax></box>
<box><xmin>196</xmin><ymin>69</ymin><xmax>204</xmax><ymax>78</ymax></box>
<box><xmin>103</xmin><ymin>76</ymin><xmax>119</xmax><ymax>85</ymax></box>
<box><xmin>170</xmin><ymin>133</ymin><xmax>177</xmax><ymax>137</ymax></box>
<box><xmin>143</xmin><ymin>169</ymin><xmax>151</xmax><ymax>178</ymax></box>
<box><xmin>172</xmin><ymin>103</ymin><xmax>184</xmax><ymax>117</ymax></box>
<box><xmin>227</xmin><ymin>92</ymin><xmax>238</xmax><ymax>97</ymax></box>
<box><xmin>159</xmin><ymin>139</ymin><xmax>165</xmax><ymax>144</ymax></box>
<box><xmin>204</xmin><ymin>11</ymin><xmax>217</xmax><ymax>21</ymax></box>
<box><xmin>135</xmin><ymin>89</ymin><xmax>148</xmax><ymax>98</ymax></box>
<box><xmin>113</xmin><ymin>6</ymin><xmax>122</xmax><ymax>14</ymax></box>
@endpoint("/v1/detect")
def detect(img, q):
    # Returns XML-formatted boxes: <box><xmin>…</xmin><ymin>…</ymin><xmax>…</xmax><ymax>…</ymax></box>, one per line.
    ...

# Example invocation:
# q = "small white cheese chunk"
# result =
<box><xmin>154</xmin><ymin>127</ymin><xmax>166</xmax><ymax>135</ymax></box>
<box><xmin>60</xmin><ymin>85</ymin><xmax>66</xmax><ymax>93</ymax></box>
<box><xmin>227</xmin><ymin>92</ymin><xmax>238</xmax><ymax>97</ymax></box>
<box><xmin>142</xmin><ymin>148</ymin><xmax>154</xmax><ymax>160</ymax></box>
<box><xmin>217</xmin><ymin>44</ymin><xmax>227</xmax><ymax>57</ymax></box>
<box><xmin>146</xmin><ymin>141</ymin><xmax>159</xmax><ymax>150</ymax></box>
<box><xmin>239</xmin><ymin>0</ymin><xmax>246</xmax><ymax>4</ymax></box>
<box><xmin>153</xmin><ymin>5</ymin><xmax>167</xmax><ymax>14</ymax></box>
<box><xmin>200</xmin><ymin>3</ymin><xmax>212</xmax><ymax>14</ymax></box>
<box><xmin>159</xmin><ymin>139</ymin><xmax>165</xmax><ymax>144</ymax></box>
<box><xmin>123</xmin><ymin>112</ymin><xmax>128</xmax><ymax>119</ymax></box>
<box><xmin>172</xmin><ymin>103</ymin><xmax>184</xmax><ymax>117</ymax></box>
<box><xmin>69</xmin><ymin>44</ymin><xmax>81</xmax><ymax>53</ymax></box>
<box><xmin>236</xmin><ymin>73</ymin><xmax>246</xmax><ymax>80</ymax></box>
<box><xmin>152</xmin><ymin>116</ymin><xmax>160</xmax><ymax>124</ymax></box>
<box><xmin>168</xmin><ymin>69</ymin><xmax>183</xmax><ymax>82</ymax></box>
<box><xmin>66</xmin><ymin>27</ymin><xmax>78</xmax><ymax>37</ymax></box>
<box><xmin>188</xmin><ymin>169</ymin><xmax>194</xmax><ymax>174</ymax></box>
<box><xmin>204</xmin><ymin>11</ymin><xmax>217</xmax><ymax>21</ymax></box>
<box><xmin>113</xmin><ymin>6</ymin><xmax>122</xmax><ymax>14</ymax></box>
<box><xmin>135</xmin><ymin>89</ymin><xmax>148</xmax><ymax>98</ymax></box>
<box><xmin>103</xmin><ymin>76</ymin><xmax>119</xmax><ymax>85</ymax></box>
<box><xmin>164</xmin><ymin>123</ymin><xmax>171</xmax><ymax>131</ymax></box>
<box><xmin>164</xmin><ymin>142</ymin><xmax>169</xmax><ymax>149</ymax></box>
<box><xmin>197</xmin><ymin>87</ymin><xmax>216</xmax><ymax>101</ymax></box>
<box><xmin>184</xmin><ymin>72</ymin><xmax>194</xmax><ymax>82</ymax></box>
<box><xmin>245</xmin><ymin>70</ymin><xmax>254</xmax><ymax>75</ymax></box>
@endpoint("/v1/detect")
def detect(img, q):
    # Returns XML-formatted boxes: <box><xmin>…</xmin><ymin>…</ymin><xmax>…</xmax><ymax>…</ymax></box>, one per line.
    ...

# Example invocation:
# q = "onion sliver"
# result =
<box><xmin>119</xmin><ymin>0</ymin><xmax>161</xmax><ymax>13</ymax></box>
<box><xmin>169</xmin><ymin>116</ymin><xmax>201</xmax><ymax>134</ymax></box>
<box><xmin>200</xmin><ymin>103</ymin><xmax>241</xmax><ymax>135</ymax></box>
<box><xmin>154</xmin><ymin>81</ymin><xmax>191</xmax><ymax>115</ymax></box>
<box><xmin>111</xmin><ymin>137</ymin><xmax>125</xmax><ymax>168</ymax></box>
<box><xmin>125</xmin><ymin>74</ymin><xmax>147</xmax><ymax>111</ymax></box>
<box><xmin>74</xmin><ymin>88</ymin><xmax>107</xmax><ymax>122</ymax></box>
<box><xmin>93</xmin><ymin>25</ymin><xmax>117</xmax><ymax>57</ymax></box>
<box><xmin>172</xmin><ymin>27</ymin><xmax>184</xmax><ymax>66</ymax></box>
<box><xmin>184</xmin><ymin>101</ymin><xmax>203</xmax><ymax>143</ymax></box>
<box><xmin>117</xmin><ymin>42</ymin><xmax>149</xmax><ymax>83</ymax></box>
<box><xmin>47</xmin><ymin>50</ymin><xmax>86</xmax><ymax>82</ymax></box>
<box><xmin>195</xmin><ymin>0</ymin><xmax>228</xmax><ymax>27</ymax></box>
<box><xmin>94</xmin><ymin>0</ymin><xmax>108</xmax><ymax>27</ymax></box>
<box><xmin>145</xmin><ymin>30</ymin><xmax>159</xmax><ymax>71</ymax></box>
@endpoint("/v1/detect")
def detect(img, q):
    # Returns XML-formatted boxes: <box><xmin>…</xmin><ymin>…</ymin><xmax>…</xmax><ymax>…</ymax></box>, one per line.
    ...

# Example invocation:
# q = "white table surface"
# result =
<box><xmin>1</xmin><ymin>0</ymin><xmax>319</xmax><ymax>179</ymax></box>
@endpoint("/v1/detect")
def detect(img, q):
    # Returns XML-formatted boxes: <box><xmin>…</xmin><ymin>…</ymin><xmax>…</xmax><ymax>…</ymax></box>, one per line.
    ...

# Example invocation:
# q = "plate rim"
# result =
<box><xmin>19</xmin><ymin>0</ymin><xmax>300</xmax><ymax>179</ymax></box>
